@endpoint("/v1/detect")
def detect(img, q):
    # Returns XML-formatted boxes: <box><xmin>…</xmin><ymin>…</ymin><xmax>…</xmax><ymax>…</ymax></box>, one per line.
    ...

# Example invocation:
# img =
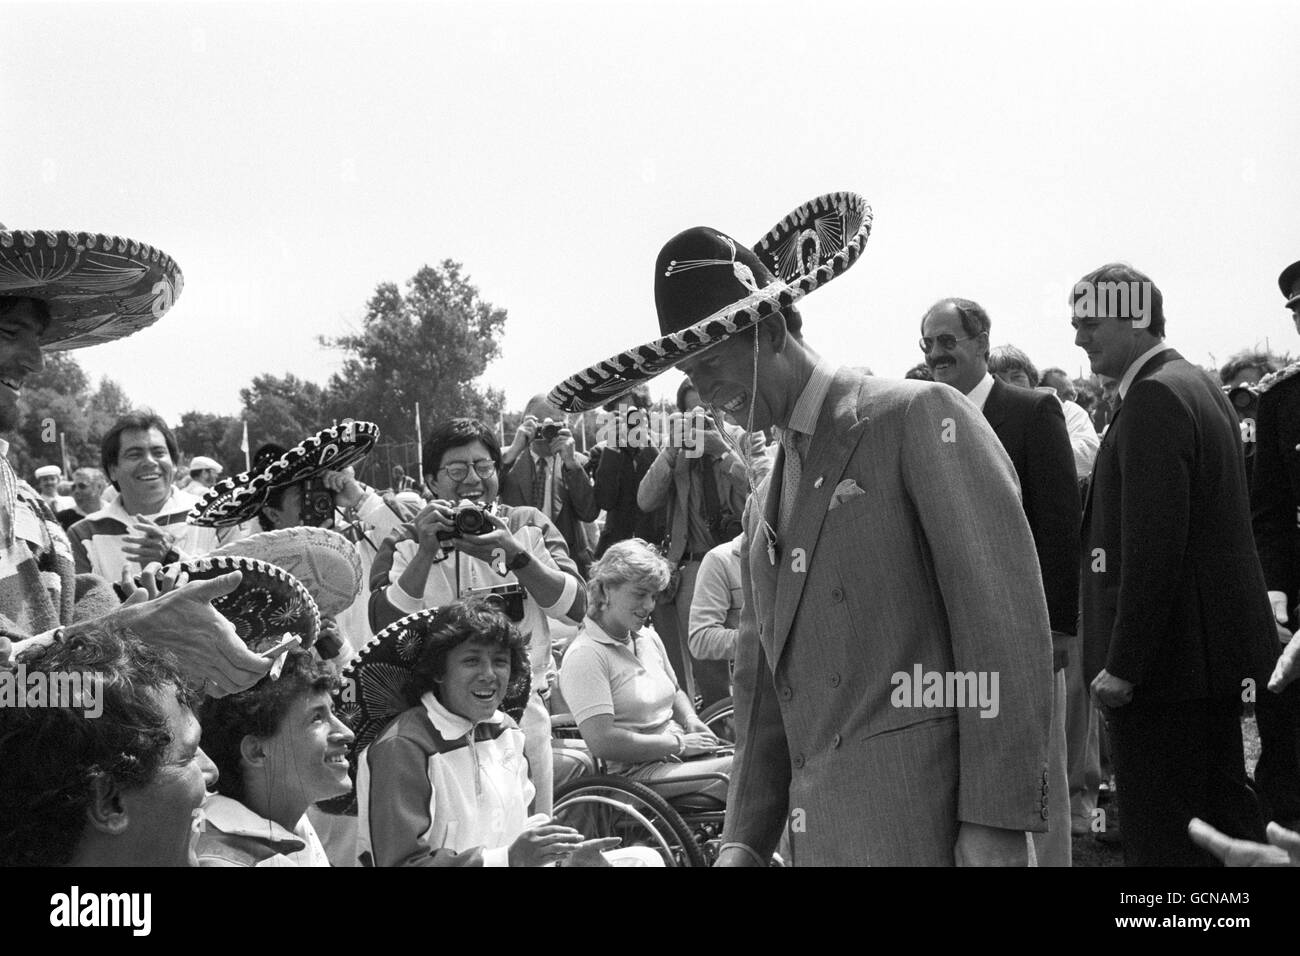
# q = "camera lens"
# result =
<box><xmin>453</xmin><ymin>505</ymin><xmax>488</xmax><ymax>535</ymax></box>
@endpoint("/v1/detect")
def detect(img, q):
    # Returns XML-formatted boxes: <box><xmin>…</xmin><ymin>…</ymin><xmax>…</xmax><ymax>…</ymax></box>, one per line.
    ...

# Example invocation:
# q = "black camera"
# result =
<box><xmin>463</xmin><ymin>583</ymin><xmax>526</xmax><ymax>622</ymax></box>
<box><xmin>1224</xmin><ymin>384</ymin><xmax>1259</xmax><ymax>423</ymax></box>
<box><xmin>300</xmin><ymin>476</ymin><xmax>336</xmax><ymax>527</ymax></box>
<box><xmin>540</xmin><ymin>421</ymin><xmax>563</xmax><ymax>442</ymax></box>
<box><xmin>437</xmin><ymin>501</ymin><xmax>491</xmax><ymax>541</ymax></box>
<box><xmin>709</xmin><ymin>509</ymin><xmax>744</xmax><ymax>544</ymax></box>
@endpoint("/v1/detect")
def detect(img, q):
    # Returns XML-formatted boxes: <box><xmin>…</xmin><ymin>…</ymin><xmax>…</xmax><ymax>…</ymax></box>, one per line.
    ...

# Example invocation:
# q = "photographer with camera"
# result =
<box><xmin>369</xmin><ymin>417</ymin><xmax>589</xmax><ymax>814</ymax></box>
<box><xmin>636</xmin><ymin>378</ymin><xmax>768</xmax><ymax>709</ymax></box>
<box><xmin>499</xmin><ymin>394</ymin><xmax>599</xmax><ymax>577</ymax></box>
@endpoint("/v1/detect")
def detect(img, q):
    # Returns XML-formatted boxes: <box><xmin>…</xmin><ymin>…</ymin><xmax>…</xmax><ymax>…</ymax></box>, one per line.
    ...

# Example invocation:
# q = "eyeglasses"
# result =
<box><xmin>919</xmin><ymin>333</ymin><xmax>974</xmax><ymax>353</ymax></box>
<box><xmin>438</xmin><ymin>460</ymin><xmax>496</xmax><ymax>482</ymax></box>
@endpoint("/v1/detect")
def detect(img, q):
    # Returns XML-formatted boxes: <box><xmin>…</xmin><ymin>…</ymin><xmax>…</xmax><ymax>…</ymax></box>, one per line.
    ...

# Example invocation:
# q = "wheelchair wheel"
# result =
<box><xmin>697</xmin><ymin>697</ymin><xmax>735</xmax><ymax>745</ymax></box>
<box><xmin>553</xmin><ymin>775</ymin><xmax>708</xmax><ymax>868</ymax></box>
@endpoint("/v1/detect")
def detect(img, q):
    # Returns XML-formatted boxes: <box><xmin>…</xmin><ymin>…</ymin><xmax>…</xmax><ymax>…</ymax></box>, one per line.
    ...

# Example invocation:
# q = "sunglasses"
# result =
<box><xmin>438</xmin><ymin>460</ymin><xmax>496</xmax><ymax>482</ymax></box>
<box><xmin>919</xmin><ymin>333</ymin><xmax>974</xmax><ymax>353</ymax></box>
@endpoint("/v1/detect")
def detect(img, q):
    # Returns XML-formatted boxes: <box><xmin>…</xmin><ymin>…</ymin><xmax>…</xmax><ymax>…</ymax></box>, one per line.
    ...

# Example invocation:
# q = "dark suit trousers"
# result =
<box><xmin>1107</xmin><ymin>698</ymin><xmax>1266</xmax><ymax>866</ymax></box>
<box><xmin>1253</xmin><ymin>679</ymin><xmax>1300</xmax><ymax>823</ymax></box>
<box><xmin>651</xmin><ymin>559</ymin><xmax>730</xmax><ymax>709</ymax></box>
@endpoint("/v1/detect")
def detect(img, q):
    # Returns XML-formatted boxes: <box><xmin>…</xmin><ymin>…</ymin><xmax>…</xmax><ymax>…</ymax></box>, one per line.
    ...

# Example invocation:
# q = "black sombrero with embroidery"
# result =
<box><xmin>187</xmin><ymin>421</ymin><xmax>379</xmax><ymax>528</ymax></box>
<box><xmin>162</xmin><ymin>554</ymin><xmax>320</xmax><ymax>652</ymax></box>
<box><xmin>548</xmin><ymin>191</ymin><xmax>873</xmax><ymax>412</ymax></box>
<box><xmin>0</xmin><ymin>227</ymin><xmax>183</xmax><ymax>350</ymax></box>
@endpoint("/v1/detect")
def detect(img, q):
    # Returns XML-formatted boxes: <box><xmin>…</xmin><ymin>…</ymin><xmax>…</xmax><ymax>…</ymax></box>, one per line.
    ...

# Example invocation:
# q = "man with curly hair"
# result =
<box><xmin>0</xmin><ymin>626</ymin><xmax>217</xmax><ymax>866</ymax></box>
<box><xmin>195</xmin><ymin>648</ymin><xmax>354</xmax><ymax>866</ymax></box>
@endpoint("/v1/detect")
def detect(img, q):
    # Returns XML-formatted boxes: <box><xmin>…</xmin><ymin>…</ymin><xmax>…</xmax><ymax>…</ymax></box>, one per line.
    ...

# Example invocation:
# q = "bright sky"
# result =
<box><xmin>3</xmin><ymin>0</ymin><xmax>1297</xmax><ymax>428</ymax></box>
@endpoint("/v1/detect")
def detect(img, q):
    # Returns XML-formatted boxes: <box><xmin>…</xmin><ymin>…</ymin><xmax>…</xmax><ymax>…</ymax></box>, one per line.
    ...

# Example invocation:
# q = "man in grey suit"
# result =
<box><xmin>548</xmin><ymin>193</ymin><xmax>1055</xmax><ymax>865</ymax></box>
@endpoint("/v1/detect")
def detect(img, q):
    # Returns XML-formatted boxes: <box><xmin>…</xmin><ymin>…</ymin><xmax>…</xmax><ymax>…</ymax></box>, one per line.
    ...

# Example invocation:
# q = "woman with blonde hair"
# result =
<box><xmin>559</xmin><ymin>538</ymin><xmax>731</xmax><ymax>802</ymax></box>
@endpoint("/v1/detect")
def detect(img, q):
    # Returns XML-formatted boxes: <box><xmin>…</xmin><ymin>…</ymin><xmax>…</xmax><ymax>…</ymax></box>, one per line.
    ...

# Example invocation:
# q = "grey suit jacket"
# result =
<box><xmin>722</xmin><ymin>370</ymin><xmax>1054</xmax><ymax>865</ymax></box>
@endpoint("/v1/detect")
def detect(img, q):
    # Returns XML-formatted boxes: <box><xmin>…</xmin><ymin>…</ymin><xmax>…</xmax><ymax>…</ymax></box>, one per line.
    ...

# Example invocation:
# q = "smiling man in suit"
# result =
<box><xmin>923</xmin><ymin>298</ymin><xmax>1081</xmax><ymax>866</ymax></box>
<box><xmin>549</xmin><ymin>193</ymin><xmax>1054</xmax><ymax>866</ymax></box>
<box><xmin>1075</xmin><ymin>262</ymin><xmax>1274</xmax><ymax>865</ymax></box>
<box><xmin>499</xmin><ymin>394</ymin><xmax>599</xmax><ymax>577</ymax></box>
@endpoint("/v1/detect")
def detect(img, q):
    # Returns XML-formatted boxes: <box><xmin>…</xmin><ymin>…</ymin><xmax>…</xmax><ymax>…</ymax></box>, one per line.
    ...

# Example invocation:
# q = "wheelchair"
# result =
<box><xmin>550</xmin><ymin>712</ymin><xmax>730</xmax><ymax>868</ymax></box>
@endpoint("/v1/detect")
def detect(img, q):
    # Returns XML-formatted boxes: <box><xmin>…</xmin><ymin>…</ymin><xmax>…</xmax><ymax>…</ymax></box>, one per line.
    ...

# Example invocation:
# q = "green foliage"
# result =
<box><xmin>236</xmin><ymin>373</ymin><xmax>330</xmax><ymax>458</ymax></box>
<box><xmin>320</xmin><ymin>260</ymin><xmax>507</xmax><ymax>447</ymax></box>
<box><xmin>8</xmin><ymin>353</ymin><xmax>133</xmax><ymax>478</ymax></box>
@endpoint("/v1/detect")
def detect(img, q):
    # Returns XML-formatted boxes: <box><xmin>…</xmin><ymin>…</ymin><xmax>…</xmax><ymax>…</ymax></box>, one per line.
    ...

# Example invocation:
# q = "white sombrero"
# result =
<box><xmin>0</xmin><ymin>227</ymin><xmax>183</xmax><ymax>350</ymax></box>
<box><xmin>548</xmin><ymin>192</ymin><xmax>873</xmax><ymax>412</ymax></box>
<box><xmin>206</xmin><ymin>527</ymin><xmax>362</xmax><ymax>618</ymax></box>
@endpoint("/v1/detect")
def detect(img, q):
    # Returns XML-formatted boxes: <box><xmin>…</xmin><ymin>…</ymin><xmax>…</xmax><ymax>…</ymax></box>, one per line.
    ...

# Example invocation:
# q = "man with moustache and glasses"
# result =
<box><xmin>921</xmin><ymin>298</ymin><xmax>1080</xmax><ymax>866</ymax></box>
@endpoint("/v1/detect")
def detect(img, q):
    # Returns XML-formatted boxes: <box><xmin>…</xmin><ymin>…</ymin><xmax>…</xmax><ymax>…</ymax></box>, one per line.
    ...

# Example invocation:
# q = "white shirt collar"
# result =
<box><xmin>420</xmin><ymin>689</ymin><xmax>504</xmax><ymax>739</ymax></box>
<box><xmin>966</xmin><ymin>372</ymin><xmax>996</xmax><ymax>411</ymax></box>
<box><xmin>200</xmin><ymin>794</ymin><xmax>305</xmax><ymax>851</ymax></box>
<box><xmin>0</xmin><ymin>437</ymin><xmax>9</xmax><ymax>458</ymax></box>
<box><xmin>582</xmin><ymin>615</ymin><xmax>637</xmax><ymax>648</ymax></box>
<box><xmin>1119</xmin><ymin>342</ymin><xmax>1173</xmax><ymax>399</ymax></box>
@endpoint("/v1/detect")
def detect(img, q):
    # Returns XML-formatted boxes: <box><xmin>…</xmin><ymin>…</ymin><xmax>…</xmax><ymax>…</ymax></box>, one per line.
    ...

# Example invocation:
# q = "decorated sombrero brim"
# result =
<box><xmin>0</xmin><ymin>229</ymin><xmax>183</xmax><ymax>351</ymax></box>
<box><xmin>164</xmin><ymin>554</ymin><xmax>320</xmax><ymax>652</ymax></box>
<box><xmin>187</xmin><ymin>421</ymin><xmax>379</xmax><ymax>527</ymax></box>
<box><xmin>548</xmin><ymin>192</ymin><xmax>873</xmax><ymax>412</ymax></box>
<box><xmin>206</xmin><ymin>527</ymin><xmax>362</xmax><ymax>618</ymax></box>
<box><xmin>335</xmin><ymin>607</ymin><xmax>531</xmax><ymax>759</ymax></box>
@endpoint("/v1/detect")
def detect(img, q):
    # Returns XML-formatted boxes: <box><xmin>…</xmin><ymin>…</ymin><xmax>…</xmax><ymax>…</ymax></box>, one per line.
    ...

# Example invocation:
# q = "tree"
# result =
<box><xmin>321</xmin><ymin>260</ymin><xmax>507</xmax><ymax>448</ymax></box>
<box><xmin>235</xmin><ymin>373</ymin><xmax>329</xmax><ymax>458</ymax></box>
<box><xmin>175</xmin><ymin>410</ymin><xmax>241</xmax><ymax>472</ymax></box>
<box><xmin>8</xmin><ymin>353</ymin><xmax>131</xmax><ymax>479</ymax></box>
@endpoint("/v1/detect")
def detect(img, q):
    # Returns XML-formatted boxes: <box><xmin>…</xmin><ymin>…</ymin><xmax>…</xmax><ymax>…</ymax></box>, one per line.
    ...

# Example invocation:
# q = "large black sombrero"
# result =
<box><xmin>164</xmin><ymin>554</ymin><xmax>320</xmax><ymax>652</ymax></box>
<box><xmin>0</xmin><ymin>228</ymin><xmax>183</xmax><ymax>350</ymax></box>
<box><xmin>548</xmin><ymin>192</ymin><xmax>872</xmax><ymax>412</ymax></box>
<box><xmin>206</xmin><ymin>527</ymin><xmax>362</xmax><ymax>618</ymax></box>
<box><xmin>187</xmin><ymin>421</ymin><xmax>379</xmax><ymax>527</ymax></box>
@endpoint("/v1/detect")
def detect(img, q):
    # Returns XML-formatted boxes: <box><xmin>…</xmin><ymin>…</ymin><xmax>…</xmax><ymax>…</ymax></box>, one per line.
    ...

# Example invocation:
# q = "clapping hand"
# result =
<box><xmin>508</xmin><ymin>821</ymin><xmax>585</xmax><ymax>867</ymax></box>
<box><xmin>121</xmin><ymin>514</ymin><xmax>178</xmax><ymax>565</ymax></box>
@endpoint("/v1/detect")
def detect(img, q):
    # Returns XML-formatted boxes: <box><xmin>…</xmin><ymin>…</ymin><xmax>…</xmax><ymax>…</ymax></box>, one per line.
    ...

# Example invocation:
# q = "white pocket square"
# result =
<box><xmin>827</xmin><ymin>479</ymin><xmax>866</xmax><ymax>511</ymax></box>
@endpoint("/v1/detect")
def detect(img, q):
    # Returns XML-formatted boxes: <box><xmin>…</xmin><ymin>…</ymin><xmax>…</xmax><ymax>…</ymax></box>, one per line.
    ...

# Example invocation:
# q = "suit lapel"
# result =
<box><xmin>768</xmin><ymin>370</ymin><xmax>871</xmax><ymax>667</ymax></box>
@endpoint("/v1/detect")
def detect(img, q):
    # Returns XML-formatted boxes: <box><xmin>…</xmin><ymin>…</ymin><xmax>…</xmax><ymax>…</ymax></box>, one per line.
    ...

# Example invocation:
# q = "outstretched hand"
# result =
<box><xmin>1189</xmin><ymin>817</ymin><xmax>1300</xmax><ymax>866</ymax></box>
<box><xmin>97</xmin><ymin>570</ymin><xmax>290</xmax><ymax>696</ymax></box>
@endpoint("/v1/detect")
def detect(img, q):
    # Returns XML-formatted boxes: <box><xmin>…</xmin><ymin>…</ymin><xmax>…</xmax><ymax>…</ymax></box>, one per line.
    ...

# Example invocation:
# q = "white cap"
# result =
<box><xmin>190</xmin><ymin>456</ymin><xmax>222</xmax><ymax>473</ymax></box>
<box><xmin>34</xmin><ymin>465</ymin><xmax>62</xmax><ymax>480</ymax></box>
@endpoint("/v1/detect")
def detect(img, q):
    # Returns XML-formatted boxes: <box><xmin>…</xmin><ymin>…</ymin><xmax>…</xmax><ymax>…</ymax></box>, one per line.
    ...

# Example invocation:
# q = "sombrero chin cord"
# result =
<box><xmin>707</xmin><ymin>324</ymin><xmax>778</xmax><ymax>564</ymax></box>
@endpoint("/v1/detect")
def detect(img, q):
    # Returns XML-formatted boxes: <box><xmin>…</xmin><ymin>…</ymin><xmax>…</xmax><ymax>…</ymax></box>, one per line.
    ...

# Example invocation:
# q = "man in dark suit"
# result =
<box><xmin>499</xmin><ymin>394</ymin><xmax>599</xmax><ymax>576</ymax></box>
<box><xmin>590</xmin><ymin>385</ymin><xmax>664</xmax><ymax>557</ymax></box>
<box><xmin>1247</xmin><ymin>258</ymin><xmax>1300</xmax><ymax>831</ymax></box>
<box><xmin>1076</xmin><ymin>262</ymin><xmax>1274</xmax><ymax>865</ymax></box>
<box><xmin>922</xmin><ymin>298</ymin><xmax>1081</xmax><ymax>865</ymax></box>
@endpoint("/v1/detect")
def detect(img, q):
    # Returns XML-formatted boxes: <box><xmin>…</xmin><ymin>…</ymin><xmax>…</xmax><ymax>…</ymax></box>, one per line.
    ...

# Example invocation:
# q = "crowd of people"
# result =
<box><xmin>3</xmin><ymin>194</ymin><xmax>1300</xmax><ymax>867</ymax></box>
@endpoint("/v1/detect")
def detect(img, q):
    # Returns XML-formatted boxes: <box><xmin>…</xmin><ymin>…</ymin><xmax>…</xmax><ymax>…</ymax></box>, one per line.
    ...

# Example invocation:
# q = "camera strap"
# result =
<box><xmin>700</xmin><ymin>454</ymin><xmax>724</xmax><ymax>541</ymax></box>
